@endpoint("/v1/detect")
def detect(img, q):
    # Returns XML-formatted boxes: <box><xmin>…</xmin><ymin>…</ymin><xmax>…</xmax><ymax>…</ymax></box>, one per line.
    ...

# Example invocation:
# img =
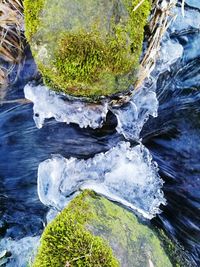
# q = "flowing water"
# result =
<box><xmin>0</xmin><ymin>1</ymin><xmax>200</xmax><ymax>266</ymax></box>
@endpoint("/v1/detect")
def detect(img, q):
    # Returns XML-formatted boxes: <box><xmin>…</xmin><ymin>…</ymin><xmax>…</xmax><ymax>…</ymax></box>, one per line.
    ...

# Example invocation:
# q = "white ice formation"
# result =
<box><xmin>185</xmin><ymin>0</ymin><xmax>199</xmax><ymax>9</ymax></box>
<box><xmin>0</xmin><ymin>236</ymin><xmax>39</xmax><ymax>267</ymax></box>
<box><xmin>38</xmin><ymin>141</ymin><xmax>166</xmax><ymax>219</ymax></box>
<box><xmin>171</xmin><ymin>6</ymin><xmax>200</xmax><ymax>32</ymax></box>
<box><xmin>159</xmin><ymin>36</ymin><xmax>183</xmax><ymax>71</ymax></box>
<box><xmin>24</xmin><ymin>84</ymin><xmax>108</xmax><ymax>129</ymax></box>
<box><xmin>111</xmin><ymin>89</ymin><xmax>158</xmax><ymax>140</ymax></box>
<box><xmin>24</xmin><ymin>83</ymin><xmax>158</xmax><ymax>140</ymax></box>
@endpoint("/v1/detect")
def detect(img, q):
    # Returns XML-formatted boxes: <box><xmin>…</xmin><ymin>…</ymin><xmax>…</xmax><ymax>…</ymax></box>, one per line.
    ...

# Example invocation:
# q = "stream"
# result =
<box><xmin>0</xmin><ymin>1</ymin><xmax>200</xmax><ymax>266</ymax></box>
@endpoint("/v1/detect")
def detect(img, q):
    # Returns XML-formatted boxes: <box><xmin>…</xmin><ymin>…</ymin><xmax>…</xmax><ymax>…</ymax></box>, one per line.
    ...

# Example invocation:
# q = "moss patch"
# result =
<box><xmin>24</xmin><ymin>0</ymin><xmax>45</xmax><ymax>42</ymax></box>
<box><xmin>32</xmin><ymin>191</ymin><xmax>119</xmax><ymax>267</ymax></box>
<box><xmin>155</xmin><ymin>229</ymin><xmax>192</xmax><ymax>267</ymax></box>
<box><xmin>24</xmin><ymin>0</ymin><xmax>151</xmax><ymax>97</ymax></box>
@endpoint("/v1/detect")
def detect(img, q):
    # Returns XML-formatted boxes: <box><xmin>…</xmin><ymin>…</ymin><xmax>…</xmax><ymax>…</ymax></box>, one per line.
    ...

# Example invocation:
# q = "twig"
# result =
<box><xmin>0</xmin><ymin>98</ymin><xmax>31</xmax><ymax>105</ymax></box>
<box><xmin>133</xmin><ymin>0</ymin><xmax>145</xmax><ymax>12</ymax></box>
<box><xmin>135</xmin><ymin>0</ymin><xmax>177</xmax><ymax>89</ymax></box>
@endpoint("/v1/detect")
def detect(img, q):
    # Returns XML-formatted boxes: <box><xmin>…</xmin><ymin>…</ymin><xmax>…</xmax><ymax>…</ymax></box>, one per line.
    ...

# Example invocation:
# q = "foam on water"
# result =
<box><xmin>38</xmin><ymin>141</ymin><xmax>166</xmax><ymax>219</ymax></box>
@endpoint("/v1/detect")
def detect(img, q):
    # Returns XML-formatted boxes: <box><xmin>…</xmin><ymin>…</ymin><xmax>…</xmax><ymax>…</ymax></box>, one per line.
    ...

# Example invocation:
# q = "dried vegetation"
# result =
<box><xmin>135</xmin><ymin>0</ymin><xmax>178</xmax><ymax>89</ymax></box>
<box><xmin>0</xmin><ymin>0</ymin><xmax>24</xmax><ymax>89</ymax></box>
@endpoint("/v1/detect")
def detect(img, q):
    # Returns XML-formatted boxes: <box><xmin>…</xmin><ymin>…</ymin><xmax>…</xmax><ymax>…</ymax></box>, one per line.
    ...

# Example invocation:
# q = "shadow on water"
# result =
<box><xmin>0</xmin><ymin>5</ymin><xmax>200</xmax><ymax>267</ymax></box>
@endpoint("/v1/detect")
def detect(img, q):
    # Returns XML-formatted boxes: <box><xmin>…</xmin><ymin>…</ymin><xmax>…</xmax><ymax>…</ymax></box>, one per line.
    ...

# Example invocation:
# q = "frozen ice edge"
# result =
<box><xmin>24</xmin><ymin>83</ymin><xmax>159</xmax><ymax>141</ymax></box>
<box><xmin>38</xmin><ymin>141</ymin><xmax>166</xmax><ymax>219</ymax></box>
<box><xmin>24</xmin><ymin>84</ymin><xmax>109</xmax><ymax>130</ymax></box>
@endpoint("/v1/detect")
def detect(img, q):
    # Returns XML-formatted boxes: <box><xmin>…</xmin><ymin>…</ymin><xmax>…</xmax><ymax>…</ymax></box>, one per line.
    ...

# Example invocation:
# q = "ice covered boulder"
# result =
<box><xmin>24</xmin><ymin>0</ymin><xmax>151</xmax><ymax>97</ymax></box>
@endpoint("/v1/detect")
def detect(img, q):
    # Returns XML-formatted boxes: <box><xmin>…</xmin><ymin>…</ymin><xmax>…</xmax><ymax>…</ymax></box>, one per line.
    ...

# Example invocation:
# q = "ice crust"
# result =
<box><xmin>159</xmin><ymin>35</ymin><xmax>183</xmax><ymax>71</ymax></box>
<box><xmin>0</xmin><ymin>236</ymin><xmax>39</xmax><ymax>267</ymax></box>
<box><xmin>25</xmin><ymin>83</ymin><xmax>159</xmax><ymax>140</ymax></box>
<box><xmin>24</xmin><ymin>84</ymin><xmax>108</xmax><ymax>129</ymax></box>
<box><xmin>38</xmin><ymin>142</ymin><xmax>166</xmax><ymax>219</ymax></box>
<box><xmin>111</xmin><ymin>89</ymin><xmax>158</xmax><ymax>140</ymax></box>
<box><xmin>171</xmin><ymin>6</ymin><xmax>200</xmax><ymax>32</ymax></box>
<box><xmin>185</xmin><ymin>0</ymin><xmax>200</xmax><ymax>9</ymax></box>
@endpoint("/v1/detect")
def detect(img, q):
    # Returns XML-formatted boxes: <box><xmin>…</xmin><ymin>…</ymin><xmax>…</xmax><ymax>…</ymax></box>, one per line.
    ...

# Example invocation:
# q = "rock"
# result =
<box><xmin>33</xmin><ymin>190</ymin><xmax>176</xmax><ymax>267</ymax></box>
<box><xmin>24</xmin><ymin>0</ymin><xmax>151</xmax><ymax>97</ymax></box>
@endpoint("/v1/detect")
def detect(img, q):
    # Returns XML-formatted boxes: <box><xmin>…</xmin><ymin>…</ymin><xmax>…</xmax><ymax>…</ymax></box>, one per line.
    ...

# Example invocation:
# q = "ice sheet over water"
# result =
<box><xmin>38</xmin><ymin>141</ymin><xmax>166</xmax><ymax>219</ymax></box>
<box><xmin>24</xmin><ymin>84</ymin><xmax>108</xmax><ymax>129</ymax></box>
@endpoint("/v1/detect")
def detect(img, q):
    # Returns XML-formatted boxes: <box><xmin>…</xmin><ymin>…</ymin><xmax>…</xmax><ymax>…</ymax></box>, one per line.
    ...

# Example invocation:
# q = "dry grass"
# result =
<box><xmin>0</xmin><ymin>0</ymin><xmax>24</xmax><ymax>89</ymax></box>
<box><xmin>135</xmin><ymin>0</ymin><xmax>178</xmax><ymax>89</ymax></box>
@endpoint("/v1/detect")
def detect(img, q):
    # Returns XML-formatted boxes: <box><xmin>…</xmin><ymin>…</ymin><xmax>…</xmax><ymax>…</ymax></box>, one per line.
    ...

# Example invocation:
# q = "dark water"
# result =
<box><xmin>143</xmin><ymin>59</ymin><xmax>200</xmax><ymax>265</ymax></box>
<box><xmin>1</xmin><ymin>5</ymin><xmax>200</xmax><ymax>267</ymax></box>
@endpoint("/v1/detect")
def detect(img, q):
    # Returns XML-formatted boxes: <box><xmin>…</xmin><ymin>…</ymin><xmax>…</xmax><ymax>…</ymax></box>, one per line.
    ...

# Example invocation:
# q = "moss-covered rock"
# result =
<box><xmin>33</xmin><ymin>190</ymin><xmax>177</xmax><ymax>267</ymax></box>
<box><xmin>33</xmin><ymin>191</ymin><xmax>119</xmax><ymax>267</ymax></box>
<box><xmin>24</xmin><ymin>0</ymin><xmax>151</xmax><ymax>97</ymax></box>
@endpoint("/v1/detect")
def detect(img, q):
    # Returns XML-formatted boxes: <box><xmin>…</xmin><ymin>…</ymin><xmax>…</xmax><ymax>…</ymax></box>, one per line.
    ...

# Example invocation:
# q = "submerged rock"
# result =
<box><xmin>33</xmin><ymin>190</ymin><xmax>173</xmax><ymax>267</ymax></box>
<box><xmin>24</xmin><ymin>0</ymin><xmax>151</xmax><ymax>97</ymax></box>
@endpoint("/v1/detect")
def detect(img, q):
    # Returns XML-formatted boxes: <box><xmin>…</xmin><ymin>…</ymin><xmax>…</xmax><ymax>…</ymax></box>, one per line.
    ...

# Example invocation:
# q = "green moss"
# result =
<box><xmin>24</xmin><ymin>0</ymin><xmax>151</xmax><ymax>97</ymax></box>
<box><xmin>32</xmin><ymin>191</ymin><xmax>119</xmax><ymax>267</ymax></box>
<box><xmin>155</xmin><ymin>229</ymin><xmax>192</xmax><ymax>267</ymax></box>
<box><xmin>24</xmin><ymin>0</ymin><xmax>46</xmax><ymax>42</ymax></box>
